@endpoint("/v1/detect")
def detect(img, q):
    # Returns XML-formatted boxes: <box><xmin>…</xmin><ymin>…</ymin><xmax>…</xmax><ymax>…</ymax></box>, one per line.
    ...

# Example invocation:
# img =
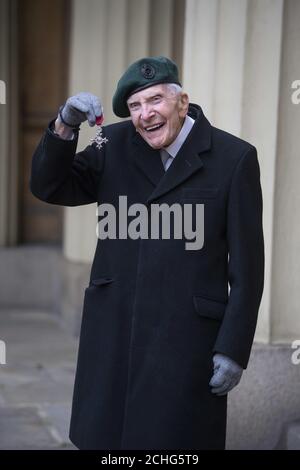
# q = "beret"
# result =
<box><xmin>112</xmin><ymin>56</ymin><xmax>181</xmax><ymax>118</ymax></box>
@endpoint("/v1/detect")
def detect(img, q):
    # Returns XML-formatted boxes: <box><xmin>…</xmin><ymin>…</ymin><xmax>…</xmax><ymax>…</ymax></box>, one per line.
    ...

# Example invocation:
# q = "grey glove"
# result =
<box><xmin>209</xmin><ymin>353</ymin><xmax>243</xmax><ymax>396</ymax></box>
<box><xmin>59</xmin><ymin>92</ymin><xmax>103</xmax><ymax>128</ymax></box>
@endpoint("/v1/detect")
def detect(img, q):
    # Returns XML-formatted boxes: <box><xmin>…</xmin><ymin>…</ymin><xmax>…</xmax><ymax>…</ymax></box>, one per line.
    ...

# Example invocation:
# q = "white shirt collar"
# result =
<box><xmin>163</xmin><ymin>115</ymin><xmax>195</xmax><ymax>158</ymax></box>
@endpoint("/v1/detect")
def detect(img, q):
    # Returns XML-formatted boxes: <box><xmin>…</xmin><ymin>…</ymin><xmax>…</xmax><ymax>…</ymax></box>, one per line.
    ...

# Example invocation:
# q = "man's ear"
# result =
<box><xmin>179</xmin><ymin>92</ymin><xmax>189</xmax><ymax>117</ymax></box>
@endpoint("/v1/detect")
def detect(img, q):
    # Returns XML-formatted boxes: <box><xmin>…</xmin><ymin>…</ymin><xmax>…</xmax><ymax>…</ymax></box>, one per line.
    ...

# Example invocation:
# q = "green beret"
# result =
<box><xmin>112</xmin><ymin>56</ymin><xmax>181</xmax><ymax>118</ymax></box>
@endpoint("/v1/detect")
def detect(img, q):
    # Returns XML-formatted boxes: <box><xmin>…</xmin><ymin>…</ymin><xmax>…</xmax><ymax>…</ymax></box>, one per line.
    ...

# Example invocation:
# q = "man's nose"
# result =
<box><xmin>140</xmin><ymin>104</ymin><xmax>155</xmax><ymax>121</ymax></box>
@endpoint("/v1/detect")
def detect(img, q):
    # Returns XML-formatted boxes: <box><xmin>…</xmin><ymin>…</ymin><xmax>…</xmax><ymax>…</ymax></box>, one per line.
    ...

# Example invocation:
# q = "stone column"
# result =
<box><xmin>183</xmin><ymin>0</ymin><xmax>284</xmax><ymax>342</ymax></box>
<box><xmin>241</xmin><ymin>0</ymin><xmax>284</xmax><ymax>342</ymax></box>
<box><xmin>183</xmin><ymin>0</ymin><xmax>219</xmax><ymax>119</ymax></box>
<box><xmin>0</xmin><ymin>0</ymin><xmax>19</xmax><ymax>246</ymax></box>
<box><xmin>64</xmin><ymin>0</ymin><xmax>176</xmax><ymax>262</ymax></box>
<box><xmin>271</xmin><ymin>0</ymin><xmax>300</xmax><ymax>342</ymax></box>
<box><xmin>0</xmin><ymin>0</ymin><xmax>9</xmax><ymax>246</ymax></box>
<box><xmin>64</xmin><ymin>0</ymin><xmax>122</xmax><ymax>262</ymax></box>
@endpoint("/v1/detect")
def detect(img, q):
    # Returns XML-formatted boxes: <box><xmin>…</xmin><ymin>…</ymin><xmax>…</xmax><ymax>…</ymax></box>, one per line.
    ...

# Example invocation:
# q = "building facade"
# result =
<box><xmin>1</xmin><ymin>0</ymin><xmax>300</xmax><ymax>449</ymax></box>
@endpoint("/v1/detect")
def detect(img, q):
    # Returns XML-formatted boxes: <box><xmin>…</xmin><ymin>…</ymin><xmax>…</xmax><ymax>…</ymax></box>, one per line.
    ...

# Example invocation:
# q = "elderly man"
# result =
<box><xmin>30</xmin><ymin>56</ymin><xmax>264</xmax><ymax>450</ymax></box>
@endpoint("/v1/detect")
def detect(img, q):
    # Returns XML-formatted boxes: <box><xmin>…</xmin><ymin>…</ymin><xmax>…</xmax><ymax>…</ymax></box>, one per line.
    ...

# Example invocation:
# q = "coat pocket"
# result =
<box><xmin>90</xmin><ymin>277</ymin><xmax>114</xmax><ymax>287</ymax></box>
<box><xmin>182</xmin><ymin>188</ymin><xmax>219</xmax><ymax>200</ymax></box>
<box><xmin>193</xmin><ymin>294</ymin><xmax>226</xmax><ymax>321</ymax></box>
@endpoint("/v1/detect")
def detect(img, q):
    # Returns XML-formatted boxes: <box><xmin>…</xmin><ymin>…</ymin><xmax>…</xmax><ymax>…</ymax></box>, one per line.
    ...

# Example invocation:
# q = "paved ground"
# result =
<box><xmin>0</xmin><ymin>310</ymin><xmax>78</xmax><ymax>450</ymax></box>
<box><xmin>1</xmin><ymin>309</ymin><xmax>300</xmax><ymax>450</ymax></box>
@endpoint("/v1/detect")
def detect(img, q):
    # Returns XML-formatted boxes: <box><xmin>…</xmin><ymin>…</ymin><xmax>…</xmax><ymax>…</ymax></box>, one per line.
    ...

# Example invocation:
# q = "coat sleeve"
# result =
<box><xmin>213</xmin><ymin>146</ymin><xmax>265</xmax><ymax>369</ymax></box>
<box><xmin>30</xmin><ymin>123</ymin><xmax>105</xmax><ymax>206</ymax></box>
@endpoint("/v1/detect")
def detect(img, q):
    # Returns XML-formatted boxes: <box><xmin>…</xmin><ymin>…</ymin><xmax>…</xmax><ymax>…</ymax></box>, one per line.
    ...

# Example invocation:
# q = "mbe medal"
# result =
<box><xmin>90</xmin><ymin>114</ymin><xmax>108</xmax><ymax>149</ymax></box>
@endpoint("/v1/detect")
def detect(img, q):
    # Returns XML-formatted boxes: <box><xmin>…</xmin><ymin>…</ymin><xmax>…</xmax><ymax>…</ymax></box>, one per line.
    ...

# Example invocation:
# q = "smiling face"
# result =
<box><xmin>127</xmin><ymin>84</ymin><xmax>189</xmax><ymax>149</ymax></box>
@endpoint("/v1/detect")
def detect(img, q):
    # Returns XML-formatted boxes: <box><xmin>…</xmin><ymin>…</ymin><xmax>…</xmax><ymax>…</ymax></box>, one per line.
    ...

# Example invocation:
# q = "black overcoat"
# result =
<box><xmin>30</xmin><ymin>104</ymin><xmax>264</xmax><ymax>450</ymax></box>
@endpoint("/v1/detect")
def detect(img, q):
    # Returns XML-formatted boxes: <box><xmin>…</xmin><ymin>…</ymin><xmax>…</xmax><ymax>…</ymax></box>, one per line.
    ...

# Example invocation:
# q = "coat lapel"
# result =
<box><xmin>131</xmin><ymin>105</ymin><xmax>212</xmax><ymax>202</ymax></box>
<box><xmin>131</xmin><ymin>104</ymin><xmax>212</xmax><ymax>204</ymax></box>
<box><xmin>132</xmin><ymin>132</ymin><xmax>165</xmax><ymax>186</ymax></box>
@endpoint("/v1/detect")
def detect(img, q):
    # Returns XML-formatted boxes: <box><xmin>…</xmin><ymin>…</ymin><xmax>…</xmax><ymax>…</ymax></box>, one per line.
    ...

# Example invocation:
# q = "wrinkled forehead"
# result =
<box><xmin>127</xmin><ymin>83</ymin><xmax>170</xmax><ymax>104</ymax></box>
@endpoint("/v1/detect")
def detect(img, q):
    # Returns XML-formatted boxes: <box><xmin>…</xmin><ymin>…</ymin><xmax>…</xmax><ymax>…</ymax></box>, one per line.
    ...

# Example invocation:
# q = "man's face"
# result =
<box><xmin>127</xmin><ymin>84</ymin><xmax>189</xmax><ymax>149</ymax></box>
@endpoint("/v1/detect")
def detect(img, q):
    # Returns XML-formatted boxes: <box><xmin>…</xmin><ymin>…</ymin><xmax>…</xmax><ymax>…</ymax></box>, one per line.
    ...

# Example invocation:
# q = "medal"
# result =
<box><xmin>90</xmin><ymin>114</ymin><xmax>108</xmax><ymax>149</ymax></box>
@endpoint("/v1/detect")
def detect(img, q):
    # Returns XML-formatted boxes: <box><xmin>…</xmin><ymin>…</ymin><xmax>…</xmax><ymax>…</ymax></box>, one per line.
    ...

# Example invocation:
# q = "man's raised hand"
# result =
<box><xmin>59</xmin><ymin>92</ymin><xmax>103</xmax><ymax>128</ymax></box>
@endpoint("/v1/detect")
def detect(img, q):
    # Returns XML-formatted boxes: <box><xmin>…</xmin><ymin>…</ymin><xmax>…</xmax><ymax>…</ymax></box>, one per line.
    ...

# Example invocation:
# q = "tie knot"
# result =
<box><xmin>161</xmin><ymin>149</ymin><xmax>173</xmax><ymax>170</ymax></box>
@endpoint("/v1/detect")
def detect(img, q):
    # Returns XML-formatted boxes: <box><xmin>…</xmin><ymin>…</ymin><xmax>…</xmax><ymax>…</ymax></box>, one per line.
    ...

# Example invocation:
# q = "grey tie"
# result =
<box><xmin>160</xmin><ymin>149</ymin><xmax>173</xmax><ymax>171</ymax></box>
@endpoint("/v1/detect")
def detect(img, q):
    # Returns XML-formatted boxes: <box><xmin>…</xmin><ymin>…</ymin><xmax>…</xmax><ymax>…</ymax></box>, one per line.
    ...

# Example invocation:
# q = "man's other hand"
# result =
<box><xmin>209</xmin><ymin>353</ymin><xmax>243</xmax><ymax>396</ymax></box>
